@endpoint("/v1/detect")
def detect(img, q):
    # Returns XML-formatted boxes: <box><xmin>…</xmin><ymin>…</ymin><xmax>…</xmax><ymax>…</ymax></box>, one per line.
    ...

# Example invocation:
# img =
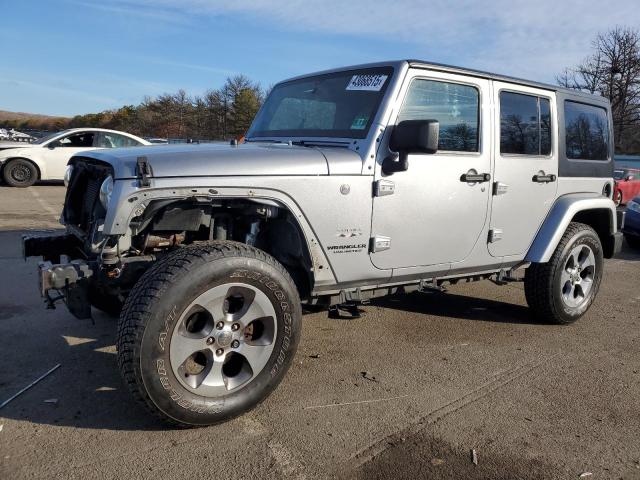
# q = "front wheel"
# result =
<box><xmin>524</xmin><ymin>222</ymin><xmax>603</xmax><ymax>324</ymax></box>
<box><xmin>117</xmin><ymin>242</ymin><xmax>302</xmax><ymax>426</ymax></box>
<box><xmin>3</xmin><ymin>158</ymin><xmax>38</xmax><ymax>187</ymax></box>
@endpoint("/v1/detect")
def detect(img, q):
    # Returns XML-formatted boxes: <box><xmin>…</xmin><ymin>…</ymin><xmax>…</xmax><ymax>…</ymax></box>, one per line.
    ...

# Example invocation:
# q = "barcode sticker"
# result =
<box><xmin>346</xmin><ymin>74</ymin><xmax>388</xmax><ymax>91</ymax></box>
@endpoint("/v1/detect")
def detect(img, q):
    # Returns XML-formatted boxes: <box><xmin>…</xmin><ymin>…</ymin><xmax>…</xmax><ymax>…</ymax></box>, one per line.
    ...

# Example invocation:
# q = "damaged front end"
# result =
<box><xmin>22</xmin><ymin>159</ymin><xmax>153</xmax><ymax>319</ymax></box>
<box><xmin>23</xmin><ymin>231</ymin><xmax>92</xmax><ymax>318</ymax></box>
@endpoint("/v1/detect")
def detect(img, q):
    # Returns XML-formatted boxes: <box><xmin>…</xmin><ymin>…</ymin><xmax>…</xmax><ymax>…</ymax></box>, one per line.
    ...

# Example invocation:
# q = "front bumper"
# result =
<box><xmin>23</xmin><ymin>231</ymin><xmax>94</xmax><ymax>319</ymax></box>
<box><xmin>37</xmin><ymin>260</ymin><xmax>94</xmax><ymax>319</ymax></box>
<box><xmin>22</xmin><ymin>231</ymin><xmax>83</xmax><ymax>263</ymax></box>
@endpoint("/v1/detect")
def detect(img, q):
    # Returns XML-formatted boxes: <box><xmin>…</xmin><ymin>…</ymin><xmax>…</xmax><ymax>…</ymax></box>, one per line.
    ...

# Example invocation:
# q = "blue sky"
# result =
<box><xmin>1</xmin><ymin>0</ymin><xmax>639</xmax><ymax>116</ymax></box>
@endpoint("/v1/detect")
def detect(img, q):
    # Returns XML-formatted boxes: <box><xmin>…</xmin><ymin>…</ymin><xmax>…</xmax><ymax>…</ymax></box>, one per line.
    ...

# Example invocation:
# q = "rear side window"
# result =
<box><xmin>564</xmin><ymin>101</ymin><xmax>609</xmax><ymax>161</ymax></box>
<box><xmin>500</xmin><ymin>91</ymin><xmax>551</xmax><ymax>155</ymax></box>
<box><xmin>97</xmin><ymin>132</ymin><xmax>142</xmax><ymax>148</ymax></box>
<box><xmin>398</xmin><ymin>79</ymin><xmax>479</xmax><ymax>152</ymax></box>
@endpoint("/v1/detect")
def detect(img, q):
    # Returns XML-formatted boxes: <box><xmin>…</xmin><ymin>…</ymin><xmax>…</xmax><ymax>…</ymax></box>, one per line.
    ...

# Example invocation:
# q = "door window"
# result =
<box><xmin>97</xmin><ymin>132</ymin><xmax>143</xmax><ymax>148</ymax></box>
<box><xmin>55</xmin><ymin>132</ymin><xmax>95</xmax><ymax>148</ymax></box>
<box><xmin>398</xmin><ymin>79</ymin><xmax>480</xmax><ymax>152</ymax></box>
<box><xmin>500</xmin><ymin>92</ymin><xmax>551</xmax><ymax>155</ymax></box>
<box><xmin>564</xmin><ymin>101</ymin><xmax>609</xmax><ymax>160</ymax></box>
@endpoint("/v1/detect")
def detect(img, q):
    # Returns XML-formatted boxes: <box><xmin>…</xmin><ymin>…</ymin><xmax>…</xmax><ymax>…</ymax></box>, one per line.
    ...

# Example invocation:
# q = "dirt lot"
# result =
<box><xmin>1</xmin><ymin>184</ymin><xmax>639</xmax><ymax>480</ymax></box>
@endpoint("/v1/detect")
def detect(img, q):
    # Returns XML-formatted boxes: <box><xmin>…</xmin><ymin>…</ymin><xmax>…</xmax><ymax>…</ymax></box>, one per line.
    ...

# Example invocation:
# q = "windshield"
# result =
<box><xmin>247</xmin><ymin>67</ymin><xmax>393</xmax><ymax>140</ymax></box>
<box><xmin>613</xmin><ymin>169</ymin><xmax>626</xmax><ymax>180</ymax></box>
<box><xmin>32</xmin><ymin>130</ymin><xmax>67</xmax><ymax>145</ymax></box>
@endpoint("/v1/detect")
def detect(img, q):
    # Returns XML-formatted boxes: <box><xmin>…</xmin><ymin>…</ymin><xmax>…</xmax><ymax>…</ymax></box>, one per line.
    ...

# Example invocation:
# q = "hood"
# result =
<box><xmin>72</xmin><ymin>143</ymin><xmax>361</xmax><ymax>179</ymax></box>
<box><xmin>0</xmin><ymin>142</ymin><xmax>37</xmax><ymax>152</ymax></box>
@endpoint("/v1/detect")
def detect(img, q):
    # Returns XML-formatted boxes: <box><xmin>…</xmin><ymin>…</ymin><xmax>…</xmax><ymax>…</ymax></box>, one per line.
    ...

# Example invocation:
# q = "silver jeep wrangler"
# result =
<box><xmin>24</xmin><ymin>60</ymin><xmax>623</xmax><ymax>426</ymax></box>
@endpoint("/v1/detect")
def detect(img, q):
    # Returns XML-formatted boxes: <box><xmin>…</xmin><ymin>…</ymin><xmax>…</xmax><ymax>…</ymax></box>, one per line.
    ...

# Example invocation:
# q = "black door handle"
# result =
<box><xmin>460</xmin><ymin>173</ymin><xmax>491</xmax><ymax>183</ymax></box>
<box><xmin>532</xmin><ymin>174</ymin><xmax>556</xmax><ymax>183</ymax></box>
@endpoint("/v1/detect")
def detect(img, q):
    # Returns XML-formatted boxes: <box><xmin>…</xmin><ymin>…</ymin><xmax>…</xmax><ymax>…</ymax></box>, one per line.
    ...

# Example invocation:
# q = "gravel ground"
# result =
<box><xmin>0</xmin><ymin>184</ymin><xmax>639</xmax><ymax>480</ymax></box>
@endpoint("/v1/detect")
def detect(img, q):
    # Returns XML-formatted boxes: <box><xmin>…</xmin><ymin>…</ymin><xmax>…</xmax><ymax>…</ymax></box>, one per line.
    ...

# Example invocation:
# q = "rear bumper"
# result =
<box><xmin>598</xmin><ymin>210</ymin><xmax>625</xmax><ymax>258</ymax></box>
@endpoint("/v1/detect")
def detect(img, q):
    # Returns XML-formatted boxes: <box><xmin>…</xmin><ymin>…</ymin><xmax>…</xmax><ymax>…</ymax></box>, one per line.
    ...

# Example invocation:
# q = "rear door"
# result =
<box><xmin>96</xmin><ymin>131</ymin><xmax>145</xmax><ymax>148</ymax></box>
<box><xmin>370</xmin><ymin>70</ymin><xmax>492</xmax><ymax>269</ymax></box>
<box><xmin>488</xmin><ymin>83</ymin><xmax>558</xmax><ymax>257</ymax></box>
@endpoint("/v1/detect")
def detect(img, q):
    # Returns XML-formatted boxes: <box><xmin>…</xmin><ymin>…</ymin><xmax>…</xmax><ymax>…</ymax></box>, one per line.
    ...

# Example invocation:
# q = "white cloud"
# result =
<box><xmin>113</xmin><ymin>0</ymin><xmax>640</xmax><ymax>82</ymax></box>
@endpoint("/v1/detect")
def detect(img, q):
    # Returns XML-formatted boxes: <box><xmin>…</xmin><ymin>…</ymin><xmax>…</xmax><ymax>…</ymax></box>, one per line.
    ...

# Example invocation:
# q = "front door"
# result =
<box><xmin>370</xmin><ymin>70</ymin><xmax>492</xmax><ymax>270</ymax></box>
<box><xmin>488</xmin><ymin>83</ymin><xmax>558</xmax><ymax>257</ymax></box>
<box><xmin>45</xmin><ymin>131</ymin><xmax>97</xmax><ymax>178</ymax></box>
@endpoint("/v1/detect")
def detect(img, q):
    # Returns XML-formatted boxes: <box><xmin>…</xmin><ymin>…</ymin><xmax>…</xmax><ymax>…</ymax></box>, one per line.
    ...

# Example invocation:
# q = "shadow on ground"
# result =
<box><xmin>0</xmin><ymin>307</ymin><xmax>170</xmax><ymax>431</ymax></box>
<box><xmin>372</xmin><ymin>290</ymin><xmax>541</xmax><ymax>325</ymax></box>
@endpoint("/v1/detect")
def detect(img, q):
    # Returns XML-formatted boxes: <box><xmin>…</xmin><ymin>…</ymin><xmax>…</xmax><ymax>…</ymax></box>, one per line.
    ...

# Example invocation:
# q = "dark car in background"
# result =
<box><xmin>622</xmin><ymin>195</ymin><xmax>640</xmax><ymax>249</ymax></box>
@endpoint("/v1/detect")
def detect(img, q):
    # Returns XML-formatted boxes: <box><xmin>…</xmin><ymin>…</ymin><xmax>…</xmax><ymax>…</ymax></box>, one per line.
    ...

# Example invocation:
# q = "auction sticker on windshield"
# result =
<box><xmin>346</xmin><ymin>74</ymin><xmax>388</xmax><ymax>91</ymax></box>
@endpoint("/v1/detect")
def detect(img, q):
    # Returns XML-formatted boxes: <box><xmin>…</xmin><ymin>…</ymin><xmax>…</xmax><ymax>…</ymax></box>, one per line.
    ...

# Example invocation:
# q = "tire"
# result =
<box><xmin>116</xmin><ymin>241</ymin><xmax>302</xmax><ymax>427</ymax></box>
<box><xmin>614</xmin><ymin>190</ymin><xmax>623</xmax><ymax>207</ymax></box>
<box><xmin>2</xmin><ymin>158</ymin><xmax>38</xmax><ymax>187</ymax></box>
<box><xmin>625</xmin><ymin>234</ymin><xmax>640</xmax><ymax>250</ymax></box>
<box><xmin>524</xmin><ymin>222</ymin><xmax>603</xmax><ymax>325</ymax></box>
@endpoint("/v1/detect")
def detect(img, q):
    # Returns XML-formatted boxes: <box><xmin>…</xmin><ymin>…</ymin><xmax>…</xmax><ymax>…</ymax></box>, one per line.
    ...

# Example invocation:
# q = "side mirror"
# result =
<box><xmin>627</xmin><ymin>175</ymin><xmax>634</xmax><ymax>181</ymax></box>
<box><xmin>48</xmin><ymin>143</ymin><xmax>56</xmax><ymax>149</ymax></box>
<box><xmin>382</xmin><ymin>120</ymin><xmax>439</xmax><ymax>174</ymax></box>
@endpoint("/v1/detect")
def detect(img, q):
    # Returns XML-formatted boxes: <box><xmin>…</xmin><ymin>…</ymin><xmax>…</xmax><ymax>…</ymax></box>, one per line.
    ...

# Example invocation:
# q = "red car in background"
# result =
<box><xmin>613</xmin><ymin>168</ymin><xmax>640</xmax><ymax>206</ymax></box>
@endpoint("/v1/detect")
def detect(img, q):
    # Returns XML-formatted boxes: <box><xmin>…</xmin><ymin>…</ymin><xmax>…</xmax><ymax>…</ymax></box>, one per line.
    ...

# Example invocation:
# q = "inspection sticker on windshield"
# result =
<box><xmin>346</xmin><ymin>74</ymin><xmax>388</xmax><ymax>91</ymax></box>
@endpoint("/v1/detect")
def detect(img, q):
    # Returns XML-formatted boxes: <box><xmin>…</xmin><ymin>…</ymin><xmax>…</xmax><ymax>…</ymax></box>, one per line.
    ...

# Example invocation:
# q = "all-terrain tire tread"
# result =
<box><xmin>116</xmin><ymin>241</ymin><xmax>298</xmax><ymax>427</ymax></box>
<box><xmin>524</xmin><ymin>222</ymin><xmax>598</xmax><ymax>325</ymax></box>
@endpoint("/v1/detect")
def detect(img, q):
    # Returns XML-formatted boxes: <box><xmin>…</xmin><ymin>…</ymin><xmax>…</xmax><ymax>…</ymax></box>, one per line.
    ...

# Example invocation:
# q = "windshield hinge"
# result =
<box><xmin>136</xmin><ymin>156</ymin><xmax>153</xmax><ymax>187</ymax></box>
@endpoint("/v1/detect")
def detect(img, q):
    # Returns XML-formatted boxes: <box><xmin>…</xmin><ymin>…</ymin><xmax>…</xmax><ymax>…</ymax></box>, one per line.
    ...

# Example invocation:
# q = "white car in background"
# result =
<box><xmin>0</xmin><ymin>128</ymin><xmax>150</xmax><ymax>187</ymax></box>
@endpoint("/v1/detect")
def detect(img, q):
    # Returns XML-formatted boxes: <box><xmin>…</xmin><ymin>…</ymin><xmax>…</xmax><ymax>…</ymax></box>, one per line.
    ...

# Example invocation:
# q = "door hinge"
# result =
<box><xmin>488</xmin><ymin>229</ymin><xmax>503</xmax><ymax>243</ymax></box>
<box><xmin>373</xmin><ymin>179</ymin><xmax>395</xmax><ymax>197</ymax></box>
<box><xmin>370</xmin><ymin>235</ymin><xmax>391</xmax><ymax>252</ymax></box>
<box><xmin>493</xmin><ymin>181</ymin><xmax>509</xmax><ymax>195</ymax></box>
<box><xmin>136</xmin><ymin>156</ymin><xmax>153</xmax><ymax>187</ymax></box>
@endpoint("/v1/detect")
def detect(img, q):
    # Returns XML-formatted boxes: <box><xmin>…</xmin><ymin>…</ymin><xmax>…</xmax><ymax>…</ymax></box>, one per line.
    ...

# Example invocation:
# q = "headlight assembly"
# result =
<box><xmin>63</xmin><ymin>165</ymin><xmax>74</xmax><ymax>187</ymax></box>
<box><xmin>99</xmin><ymin>175</ymin><xmax>114</xmax><ymax>209</ymax></box>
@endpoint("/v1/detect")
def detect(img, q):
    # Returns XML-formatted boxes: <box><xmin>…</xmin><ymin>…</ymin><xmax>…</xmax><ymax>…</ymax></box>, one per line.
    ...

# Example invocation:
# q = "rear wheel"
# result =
<box><xmin>117</xmin><ymin>241</ymin><xmax>301</xmax><ymax>426</ymax></box>
<box><xmin>3</xmin><ymin>158</ymin><xmax>38</xmax><ymax>187</ymax></box>
<box><xmin>614</xmin><ymin>190</ymin><xmax>623</xmax><ymax>207</ymax></box>
<box><xmin>525</xmin><ymin>222</ymin><xmax>603</xmax><ymax>324</ymax></box>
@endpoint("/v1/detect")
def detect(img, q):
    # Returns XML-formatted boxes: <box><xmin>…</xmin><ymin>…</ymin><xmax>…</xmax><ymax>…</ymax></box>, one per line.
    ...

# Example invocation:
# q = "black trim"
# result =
<box><xmin>556</xmin><ymin>91</ymin><xmax>614</xmax><ymax>178</ymax></box>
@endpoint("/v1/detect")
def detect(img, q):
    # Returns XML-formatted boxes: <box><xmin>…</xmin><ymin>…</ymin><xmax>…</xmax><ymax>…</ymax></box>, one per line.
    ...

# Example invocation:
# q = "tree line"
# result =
<box><xmin>1</xmin><ymin>75</ymin><xmax>265</xmax><ymax>141</ymax></box>
<box><xmin>559</xmin><ymin>26</ymin><xmax>640</xmax><ymax>154</ymax></box>
<box><xmin>66</xmin><ymin>75</ymin><xmax>265</xmax><ymax>141</ymax></box>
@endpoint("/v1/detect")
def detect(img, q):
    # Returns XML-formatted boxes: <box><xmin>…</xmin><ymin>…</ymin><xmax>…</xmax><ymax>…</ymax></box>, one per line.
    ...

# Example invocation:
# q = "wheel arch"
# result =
<box><xmin>525</xmin><ymin>194</ymin><xmax>618</xmax><ymax>262</ymax></box>
<box><xmin>106</xmin><ymin>187</ymin><xmax>336</xmax><ymax>300</ymax></box>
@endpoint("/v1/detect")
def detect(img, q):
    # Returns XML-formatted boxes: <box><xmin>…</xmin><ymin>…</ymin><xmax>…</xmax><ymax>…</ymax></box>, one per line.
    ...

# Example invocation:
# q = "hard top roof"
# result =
<box><xmin>280</xmin><ymin>60</ymin><xmax>608</xmax><ymax>104</ymax></box>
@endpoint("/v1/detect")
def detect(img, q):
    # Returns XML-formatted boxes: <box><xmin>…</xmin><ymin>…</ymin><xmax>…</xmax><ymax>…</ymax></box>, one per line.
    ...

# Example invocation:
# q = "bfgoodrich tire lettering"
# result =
<box><xmin>116</xmin><ymin>241</ymin><xmax>301</xmax><ymax>427</ymax></box>
<box><xmin>525</xmin><ymin>222</ymin><xmax>603</xmax><ymax>324</ymax></box>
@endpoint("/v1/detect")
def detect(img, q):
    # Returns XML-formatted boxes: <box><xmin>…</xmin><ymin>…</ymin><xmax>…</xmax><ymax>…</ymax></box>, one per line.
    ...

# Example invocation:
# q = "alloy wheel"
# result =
<box><xmin>169</xmin><ymin>283</ymin><xmax>277</xmax><ymax>397</ymax></box>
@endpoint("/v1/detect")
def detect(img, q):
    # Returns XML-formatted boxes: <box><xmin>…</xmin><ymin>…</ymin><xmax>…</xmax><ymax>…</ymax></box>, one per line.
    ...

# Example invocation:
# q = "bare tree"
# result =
<box><xmin>558</xmin><ymin>27</ymin><xmax>640</xmax><ymax>153</ymax></box>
